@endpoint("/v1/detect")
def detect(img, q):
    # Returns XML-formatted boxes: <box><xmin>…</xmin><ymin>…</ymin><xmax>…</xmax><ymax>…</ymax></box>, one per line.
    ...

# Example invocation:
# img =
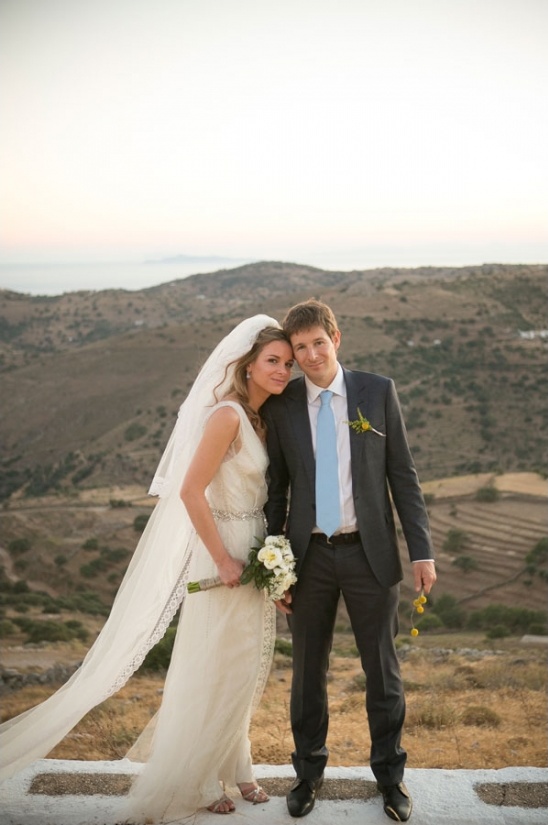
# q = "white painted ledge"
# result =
<box><xmin>0</xmin><ymin>760</ymin><xmax>546</xmax><ymax>825</ymax></box>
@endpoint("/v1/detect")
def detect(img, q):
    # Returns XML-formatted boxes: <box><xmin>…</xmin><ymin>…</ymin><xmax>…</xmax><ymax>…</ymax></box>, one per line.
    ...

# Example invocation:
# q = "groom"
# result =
<box><xmin>263</xmin><ymin>299</ymin><xmax>436</xmax><ymax>821</ymax></box>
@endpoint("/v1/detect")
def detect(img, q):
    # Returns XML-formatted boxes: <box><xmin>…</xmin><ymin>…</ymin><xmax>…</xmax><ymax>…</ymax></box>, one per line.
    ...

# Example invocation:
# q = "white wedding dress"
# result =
<box><xmin>0</xmin><ymin>315</ymin><xmax>280</xmax><ymax>821</ymax></box>
<box><xmin>122</xmin><ymin>401</ymin><xmax>276</xmax><ymax>822</ymax></box>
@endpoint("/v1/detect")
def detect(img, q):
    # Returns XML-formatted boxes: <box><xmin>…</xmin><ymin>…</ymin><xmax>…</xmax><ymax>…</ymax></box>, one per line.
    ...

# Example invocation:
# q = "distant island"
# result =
<box><xmin>145</xmin><ymin>254</ymin><xmax>255</xmax><ymax>265</ymax></box>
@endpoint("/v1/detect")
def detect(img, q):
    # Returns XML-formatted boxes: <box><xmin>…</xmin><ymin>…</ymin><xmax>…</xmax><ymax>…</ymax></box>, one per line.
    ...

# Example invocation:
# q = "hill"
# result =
<box><xmin>0</xmin><ymin>261</ymin><xmax>546</xmax><ymax>500</ymax></box>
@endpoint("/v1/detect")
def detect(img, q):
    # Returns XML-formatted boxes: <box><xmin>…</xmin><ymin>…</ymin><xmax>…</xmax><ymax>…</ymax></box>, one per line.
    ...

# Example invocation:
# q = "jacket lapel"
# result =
<box><xmin>344</xmin><ymin>368</ymin><xmax>368</xmax><ymax>490</ymax></box>
<box><xmin>284</xmin><ymin>377</ymin><xmax>315</xmax><ymax>488</ymax></box>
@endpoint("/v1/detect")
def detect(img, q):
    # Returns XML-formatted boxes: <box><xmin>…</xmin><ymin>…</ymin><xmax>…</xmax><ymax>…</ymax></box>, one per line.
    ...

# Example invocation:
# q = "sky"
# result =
<box><xmin>1</xmin><ymin>0</ymin><xmax>547</xmax><ymax>292</ymax></box>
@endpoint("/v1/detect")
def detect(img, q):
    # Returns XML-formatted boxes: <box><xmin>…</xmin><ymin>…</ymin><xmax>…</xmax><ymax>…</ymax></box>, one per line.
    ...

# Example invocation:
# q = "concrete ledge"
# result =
<box><xmin>0</xmin><ymin>759</ymin><xmax>546</xmax><ymax>825</ymax></box>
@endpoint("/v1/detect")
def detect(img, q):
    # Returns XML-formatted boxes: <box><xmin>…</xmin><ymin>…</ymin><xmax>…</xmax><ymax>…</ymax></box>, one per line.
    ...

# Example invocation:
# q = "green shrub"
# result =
<box><xmin>274</xmin><ymin>638</ymin><xmax>293</xmax><ymax>656</ymax></box>
<box><xmin>8</xmin><ymin>537</ymin><xmax>31</xmax><ymax>555</ymax></box>
<box><xmin>467</xmin><ymin>603</ymin><xmax>546</xmax><ymax>635</ymax></box>
<box><xmin>415</xmin><ymin>613</ymin><xmax>444</xmax><ymax>632</ymax></box>
<box><xmin>475</xmin><ymin>484</ymin><xmax>500</xmax><ymax>502</ymax></box>
<box><xmin>25</xmin><ymin>620</ymin><xmax>73</xmax><ymax>643</ymax></box>
<box><xmin>133</xmin><ymin>514</ymin><xmax>150</xmax><ymax>533</ymax></box>
<box><xmin>0</xmin><ymin>618</ymin><xmax>17</xmax><ymax>637</ymax></box>
<box><xmin>42</xmin><ymin>604</ymin><xmax>61</xmax><ymax>614</ymax></box>
<box><xmin>442</xmin><ymin>529</ymin><xmax>469</xmax><ymax>554</ymax></box>
<box><xmin>124</xmin><ymin>423</ymin><xmax>147</xmax><ymax>442</ymax></box>
<box><xmin>0</xmin><ymin>577</ymin><xmax>13</xmax><ymax>594</ymax></box>
<box><xmin>525</xmin><ymin>537</ymin><xmax>548</xmax><ymax>579</ymax></box>
<box><xmin>460</xmin><ymin>705</ymin><xmax>501</xmax><ymax>727</ymax></box>
<box><xmin>406</xmin><ymin>700</ymin><xmax>457</xmax><ymax>730</ymax></box>
<box><xmin>350</xmin><ymin>672</ymin><xmax>366</xmax><ymax>692</ymax></box>
<box><xmin>12</xmin><ymin>616</ymin><xmax>33</xmax><ymax>631</ymax></box>
<box><xmin>452</xmin><ymin>555</ymin><xmax>478</xmax><ymax>573</ymax></box>
<box><xmin>100</xmin><ymin>547</ymin><xmax>130</xmax><ymax>564</ymax></box>
<box><xmin>55</xmin><ymin>591</ymin><xmax>109</xmax><ymax>616</ymax></box>
<box><xmin>486</xmin><ymin>625</ymin><xmax>510</xmax><ymax>639</ymax></box>
<box><xmin>528</xmin><ymin>623</ymin><xmax>548</xmax><ymax>635</ymax></box>
<box><xmin>80</xmin><ymin>558</ymin><xmax>108</xmax><ymax>578</ymax></box>
<box><xmin>63</xmin><ymin>619</ymin><xmax>89</xmax><ymax>642</ymax></box>
<box><xmin>12</xmin><ymin>617</ymin><xmax>91</xmax><ymax>644</ymax></box>
<box><xmin>526</xmin><ymin>536</ymin><xmax>548</xmax><ymax>564</ymax></box>
<box><xmin>431</xmin><ymin>594</ymin><xmax>465</xmax><ymax>628</ymax></box>
<box><xmin>82</xmin><ymin>538</ymin><xmax>99</xmax><ymax>551</ymax></box>
<box><xmin>139</xmin><ymin>627</ymin><xmax>176</xmax><ymax>672</ymax></box>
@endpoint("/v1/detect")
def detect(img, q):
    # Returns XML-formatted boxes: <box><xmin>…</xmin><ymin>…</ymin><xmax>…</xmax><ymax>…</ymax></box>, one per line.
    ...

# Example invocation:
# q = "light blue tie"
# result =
<box><xmin>315</xmin><ymin>390</ymin><xmax>341</xmax><ymax>537</ymax></box>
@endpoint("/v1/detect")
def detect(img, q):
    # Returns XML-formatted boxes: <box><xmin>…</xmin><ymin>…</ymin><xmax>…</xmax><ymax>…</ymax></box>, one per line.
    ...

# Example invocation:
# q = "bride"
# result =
<box><xmin>0</xmin><ymin>316</ymin><xmax>294</xmax><ymax>820</ymax></box>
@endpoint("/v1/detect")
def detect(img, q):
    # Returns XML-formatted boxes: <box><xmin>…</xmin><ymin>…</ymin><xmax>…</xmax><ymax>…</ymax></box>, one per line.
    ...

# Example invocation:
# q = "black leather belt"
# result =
<box><xmin>314</xmin><ymin>531</ymin><xmax>361</xmax><ymax>545</ymax></box>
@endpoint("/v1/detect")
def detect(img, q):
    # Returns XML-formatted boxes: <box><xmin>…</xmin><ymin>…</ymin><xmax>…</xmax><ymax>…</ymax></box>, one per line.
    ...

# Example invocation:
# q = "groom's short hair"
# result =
<box><xmin>283</xmin><ymin>299</ymin><xmax>339</xmax><ymax>341</ymax></box>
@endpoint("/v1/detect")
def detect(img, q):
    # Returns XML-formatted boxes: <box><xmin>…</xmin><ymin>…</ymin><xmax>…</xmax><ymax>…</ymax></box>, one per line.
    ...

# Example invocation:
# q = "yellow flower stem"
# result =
<box><xmin>410</xmin><ymin>588</ymin><xmax>427</xmax><ymax>637</ymax></box>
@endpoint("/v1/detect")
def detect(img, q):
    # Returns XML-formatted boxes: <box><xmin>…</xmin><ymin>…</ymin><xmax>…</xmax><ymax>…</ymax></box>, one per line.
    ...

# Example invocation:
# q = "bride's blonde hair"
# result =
<box><xmin>215</xmin><ymin>326</ymin><xmax>289</xmax><ymax>437</ymax></box>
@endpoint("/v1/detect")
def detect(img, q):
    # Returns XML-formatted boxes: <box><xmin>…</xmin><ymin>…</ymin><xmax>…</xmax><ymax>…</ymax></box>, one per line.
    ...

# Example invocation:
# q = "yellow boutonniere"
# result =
<box><xmin>345</xmin><ymin>407</ymin><xmax>386</xmax><ymax>437</ymax></box>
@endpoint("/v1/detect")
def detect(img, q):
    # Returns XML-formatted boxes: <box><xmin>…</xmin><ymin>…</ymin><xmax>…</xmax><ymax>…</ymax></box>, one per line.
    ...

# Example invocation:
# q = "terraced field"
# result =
<box><xmin>1</xmin><ymin>474</ymin><xmax>546</xmax><ymax>624</ymax></box>
<box><xmin>400</xmin><ymin>493</ymin><xmax>547</xmax><ymax>611</ymax></box>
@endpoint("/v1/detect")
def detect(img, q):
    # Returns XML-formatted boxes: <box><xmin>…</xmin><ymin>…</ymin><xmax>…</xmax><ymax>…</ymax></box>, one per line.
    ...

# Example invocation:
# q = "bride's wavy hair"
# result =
<box><xmin>215</xmin><ymin>326</ymin><xmax>290</xmax><ymax>437</ymax></box>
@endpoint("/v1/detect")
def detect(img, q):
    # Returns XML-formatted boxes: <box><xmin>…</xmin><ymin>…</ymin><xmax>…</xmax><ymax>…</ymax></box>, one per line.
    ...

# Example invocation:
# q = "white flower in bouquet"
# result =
<box><xmin>257</xmin><ymin>545</ymin><xmax>284</xmax><ymax>570</ymax></box>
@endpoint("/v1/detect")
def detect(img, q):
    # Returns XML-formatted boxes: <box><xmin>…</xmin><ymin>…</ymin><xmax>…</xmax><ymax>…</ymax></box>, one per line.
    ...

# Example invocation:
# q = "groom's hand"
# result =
<box><xmin>413</xmin><ymin>560</ymin><xmax>436</xmax><ymax>594</ymax></box>
<box><xmin>275</xmin><ymin>591</ymin><xmax>293</xmax><ymax>615</ymax></box>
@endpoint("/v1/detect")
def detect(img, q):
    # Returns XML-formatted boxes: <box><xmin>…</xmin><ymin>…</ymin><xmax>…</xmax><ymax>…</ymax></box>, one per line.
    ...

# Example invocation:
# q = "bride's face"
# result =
<box><xmin>247</xmin><ymin>341</ymin><xmax>294</xmax><ymax>396</ymax></box>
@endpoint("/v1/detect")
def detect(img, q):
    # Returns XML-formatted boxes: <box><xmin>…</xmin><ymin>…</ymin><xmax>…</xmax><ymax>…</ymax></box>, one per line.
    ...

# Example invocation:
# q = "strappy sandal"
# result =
<box><xmin>239</xmin><ymin>784</ymin><xmax>270</xmax><ymax>804</ymax></box>
<box><xmin>206</xmin><ymin>793</ymin><xmax>235</xmax><ymax>814</ymax></box>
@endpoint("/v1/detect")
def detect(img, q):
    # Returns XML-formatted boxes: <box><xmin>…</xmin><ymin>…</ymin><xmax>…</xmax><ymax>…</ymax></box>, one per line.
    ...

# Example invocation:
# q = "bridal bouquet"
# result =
<box><xmin>187</xmin><ymin>535</ymin><xmax>297</xmax><ymax>601</ymax></box>
<box><xmin>241</xmin><ymin>535</ymin><xmax>297</xmax><ymax>600</ymax></box>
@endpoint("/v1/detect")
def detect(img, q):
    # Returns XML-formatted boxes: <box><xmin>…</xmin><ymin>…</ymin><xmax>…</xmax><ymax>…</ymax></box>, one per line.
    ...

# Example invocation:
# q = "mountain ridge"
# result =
<box><xmin>0</xmin><ymin>261</ymin><xmax>546</xmax><ymax>499</ymax></box>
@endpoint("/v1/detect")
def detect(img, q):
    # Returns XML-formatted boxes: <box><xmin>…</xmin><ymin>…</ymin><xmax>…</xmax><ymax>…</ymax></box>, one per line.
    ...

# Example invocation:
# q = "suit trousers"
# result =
<box><xmin>288</xmin><ymin>534</ymin><xmax>407</xmax><ymax>786</ymax></box>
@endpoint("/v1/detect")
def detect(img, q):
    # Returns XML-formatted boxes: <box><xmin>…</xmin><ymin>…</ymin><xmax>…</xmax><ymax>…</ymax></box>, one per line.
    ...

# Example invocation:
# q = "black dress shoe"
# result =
<box><xmin>286</xmin><ymin>775</ymin><xmax>323</xmax><ymax>817</ymax></box>
<box><xmin>377</xmin><ymin>782</ymin><xmax>413</xmax><ymax>822</ymax></box>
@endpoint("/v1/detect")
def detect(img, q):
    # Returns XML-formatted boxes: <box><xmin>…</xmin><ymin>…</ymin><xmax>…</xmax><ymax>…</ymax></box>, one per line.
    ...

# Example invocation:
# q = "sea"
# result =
<box><xmin>0</xmin><ymin>245</ymin><xmax>544</xmax><ymax>296</ymax></box>
<box><xmin>0</xmin><ymin>260</ymin><xmax>252</xmax><ymax>297</ymax></box>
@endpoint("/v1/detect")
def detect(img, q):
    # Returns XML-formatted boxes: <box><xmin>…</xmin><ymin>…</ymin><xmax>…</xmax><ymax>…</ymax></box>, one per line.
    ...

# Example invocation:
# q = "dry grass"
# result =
<box><xmin>2</xmin><ymin>634</ymin><xmax>546</xmax><ymax>770</ymax></box>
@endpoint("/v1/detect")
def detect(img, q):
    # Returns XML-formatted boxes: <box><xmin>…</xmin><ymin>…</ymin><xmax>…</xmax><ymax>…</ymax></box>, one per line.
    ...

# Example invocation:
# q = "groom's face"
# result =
<box><xmin>290</xmin><ymin>325</ymin><xmax>341</xmax><ymax>388</ymax></box>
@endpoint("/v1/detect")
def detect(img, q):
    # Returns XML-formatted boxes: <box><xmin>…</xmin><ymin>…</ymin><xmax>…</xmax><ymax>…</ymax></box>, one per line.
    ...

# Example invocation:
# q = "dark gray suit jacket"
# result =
<box><xmin>263</xmin><ymin>367</ymin><xmax>434</xmax><ymax>588</ymax></box>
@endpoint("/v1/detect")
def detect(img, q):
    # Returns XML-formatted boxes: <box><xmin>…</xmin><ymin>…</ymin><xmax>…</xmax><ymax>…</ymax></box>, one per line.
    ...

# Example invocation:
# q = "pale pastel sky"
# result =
<box><xmin>1</xmin><ymin>0</ymin><xmax>547</xmax><ymax>281</ymax></box>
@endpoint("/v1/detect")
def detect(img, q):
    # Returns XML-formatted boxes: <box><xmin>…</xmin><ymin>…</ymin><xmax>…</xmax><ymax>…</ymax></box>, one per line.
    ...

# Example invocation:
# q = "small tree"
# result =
<box><xmin>475</xmin><ymin>483</ymin><xmax>499</xmax><ymax>502</ymax></box>
<box><xmin>525</xmin><ymin>537</ymin><xmax>548</xmax><ymax>580</ymax></box>
<box><xmin>443</xmin><ymin>528</ymin><xmax>469</xmax><ymax>554</ymax></box>
<box><xmin>432</xmin><ymin>594</ymin><xmax>466</xmax><ymax>628</ymax></box>
<box><xmin>452</xmin><ymin>555</ymin><xmax>478</xmax><ymax>573</ymax></box>
<box><xmin>8</xmin><ymin>538</ymin><xmax>31</xmax><ymax>555</ymax></box>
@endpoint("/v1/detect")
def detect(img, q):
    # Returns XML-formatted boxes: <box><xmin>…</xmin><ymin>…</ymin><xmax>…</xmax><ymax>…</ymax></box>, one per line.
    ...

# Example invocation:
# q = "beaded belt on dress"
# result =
<box><xmin>211</xmin><ymin>507</ymin><xmax>265</xmax><ymax>521</ymax></box>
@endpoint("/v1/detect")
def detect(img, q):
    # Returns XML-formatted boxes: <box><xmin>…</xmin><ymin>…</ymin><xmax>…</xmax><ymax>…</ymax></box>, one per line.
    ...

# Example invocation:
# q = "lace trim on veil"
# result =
<box><xmin>104</xmin><ymin>554</ymin><xmax>192</xmax><ymax>699</ymax></box>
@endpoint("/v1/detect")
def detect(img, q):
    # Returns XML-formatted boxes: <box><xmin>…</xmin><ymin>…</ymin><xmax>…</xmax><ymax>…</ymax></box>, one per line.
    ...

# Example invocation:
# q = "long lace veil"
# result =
<box><xmin>0</xmin><ymin>314</ymin><xmax>280</xmax><ymax>781</ymax></box>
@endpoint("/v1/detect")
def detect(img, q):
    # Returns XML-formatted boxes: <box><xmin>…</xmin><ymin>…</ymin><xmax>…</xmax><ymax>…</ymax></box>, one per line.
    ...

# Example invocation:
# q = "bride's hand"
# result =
<box><xmin>217</xmin><ymin>554</ymin><xmax>245</xmax><ymax>588</ymax></box>
<box><xmin>275</xmin><ymin>590</ymin><xmax>293</xmax><ymax>615</ymax></box>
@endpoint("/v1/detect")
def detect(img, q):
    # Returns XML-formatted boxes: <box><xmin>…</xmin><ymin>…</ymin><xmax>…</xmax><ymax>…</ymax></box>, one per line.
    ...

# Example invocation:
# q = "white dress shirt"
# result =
<box><xmin>305</xmin><ymin>364</ymin><xmax>358</xmax><ymax>534</ymax></box>
<box><xmin>305</xmin><ymin>364</ymin><xmax>432</xmax><ymax>564</ymax></box>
